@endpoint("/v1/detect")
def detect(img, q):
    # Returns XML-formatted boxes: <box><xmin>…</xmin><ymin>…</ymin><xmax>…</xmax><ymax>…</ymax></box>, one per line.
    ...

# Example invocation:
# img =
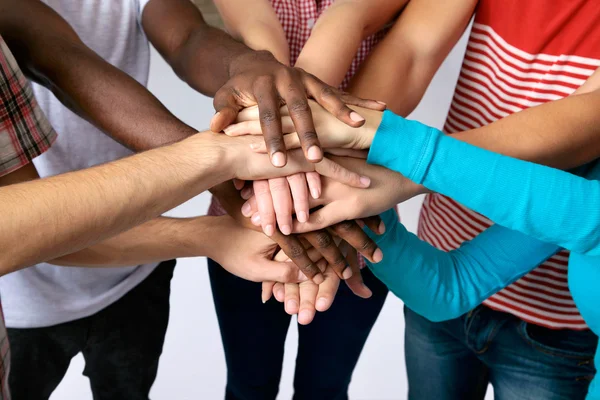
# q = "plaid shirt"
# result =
<box><xmin>209</xmin><ymin>2</ymin><xmax>391</xmax><ymax>258</ymax></box>
<box><xmin>0</xmin><ymin>36</ymin><xmax>57</xmax><ymax>399</ymax></box>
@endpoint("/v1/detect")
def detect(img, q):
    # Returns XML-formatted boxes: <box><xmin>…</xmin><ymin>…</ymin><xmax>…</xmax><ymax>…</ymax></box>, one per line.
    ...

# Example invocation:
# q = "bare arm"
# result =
<box><xmin>295</xmin><ymin>0</ymin><xmax>408</xmax><ymax>87</ymax></box>
<box><xmin>0</xmin><ymin>128</ymin><xmax>354</xmax><ymax>276</ymax></box>
<box><xmin>0</xmin><ymin>133</ymin><xmax>223</xmax><ymax>275</ymax></box>
<box><xmin>212</xmin><ymin>0</ymin><xmax>290</xmax><ymax>64</ymax></box>
<box><xmin>0</xmin><ymin>165</ymin><xmax>211</xmax><ymax>267</ymax></box>
<box><xmin>0</xmin><ymin>0</ymin><xmax>196</xmax><ymax>151</ymax></box>
<box><xmin>453</xmin><ymin>68</ymin><xmax>600</xmax><ymax>170</ymax></box>
<box><xmin>50</xmin><ymin>216</ymin><xmax>217</xmax><ymax>267</ymax></box>
<box><xmin>348</xmin><ymin>0</ymin><xmax>476</xmax><ymax>116</ymax></box>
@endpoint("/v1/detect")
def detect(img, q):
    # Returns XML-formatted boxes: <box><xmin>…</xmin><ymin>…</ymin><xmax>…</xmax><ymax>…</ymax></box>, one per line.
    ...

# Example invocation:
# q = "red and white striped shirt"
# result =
<box><xmin>418</xmin><ymin>0</ymin><xmax>600</xmax><ymax>330</ymax></box>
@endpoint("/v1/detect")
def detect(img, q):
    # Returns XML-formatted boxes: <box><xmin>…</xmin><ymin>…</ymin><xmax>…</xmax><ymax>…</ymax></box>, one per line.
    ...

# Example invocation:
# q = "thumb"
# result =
<box><xmin>292</xmin><ymin>204</ymin><xmax>343</xmax><ymax>233</ymax></box>
<box><xmin>257</xmin><ymin>259</ymin><xmax>308</xmax><ymax>283</ymax></box>
<box><xmin>210</xmin><ymin>107</ymin><xmax>238</xmax><ymax>132</ymax></box>
<box><xmin>315</xmin><ymin>158</ymin><xmax>371</xmax><ymax>189</ymax></box>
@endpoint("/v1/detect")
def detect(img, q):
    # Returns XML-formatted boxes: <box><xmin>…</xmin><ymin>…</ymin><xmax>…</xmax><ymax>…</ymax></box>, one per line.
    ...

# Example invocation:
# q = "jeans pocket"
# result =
<box><xmin>518</xmin><ymin>321</ymin><xmax>598</xmax><ymax>362</ymax></box>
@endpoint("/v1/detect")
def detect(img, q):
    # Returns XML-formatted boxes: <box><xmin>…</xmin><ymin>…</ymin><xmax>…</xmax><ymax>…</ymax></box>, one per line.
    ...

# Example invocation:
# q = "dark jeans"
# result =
<box><xmin>7</xmin><ymin>260</ymin><xmax>175</xmax><ymax>400</ymax></box>
<box><xmin>404</xmin><ymin>305</ymin><xmax>598</xmax><ymax>400</ymax></box>
<box><xmin>208</xmin><ymin>258</ymin><xmax>388</xmax><ymax>400</ymax></box>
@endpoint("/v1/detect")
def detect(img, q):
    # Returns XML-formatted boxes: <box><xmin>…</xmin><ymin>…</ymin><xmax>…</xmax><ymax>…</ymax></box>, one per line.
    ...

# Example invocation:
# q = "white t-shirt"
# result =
<box><xmin>0</xmin><ymin>0</ymin><xmax>157</xmax><ymax>328</ymax></box>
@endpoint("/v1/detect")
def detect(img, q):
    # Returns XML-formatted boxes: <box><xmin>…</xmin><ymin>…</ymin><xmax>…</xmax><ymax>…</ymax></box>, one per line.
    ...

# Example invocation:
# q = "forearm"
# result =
<box><xmin>347</xmin><ymin>0</ymin><xmax>475</xmax><ymax>115</ymax></box>
<box><xmin>296</xmin><ymin>0</ymin><xmax>405</xmax><ymax>87</ymax></box>
<box><xmin>0</xmin><ymin>0</ymin><xmax>196</xmax><ymax>151</ymax></box>
<box><xmin>51</xmin><ymin>216</ymin><xmax>222</xmax><ymax>267</ymax></box>
<box><xmin>367</xmin><ymin>210</ymin><xmax>559</xmax><ymax>321</ymax></box>
<box><xmin>0</xmin><ymin>133</ymin><xmax>228</xmax><ymax>275</ymax></box>
<box><xmin>143</xmin><ymin>0</ymin><xmax>269</xmax><ymax>97</ymax></box>
<box><xmin>453</xmin><ymin>88</ymin><xmax>600</xmax><ymax>170</ymax></box>
<box><xmin>368</xmin><ymin>111</ymin><xmax>600</xmax><ymax>255</ymax></box>
<box><xmin>213</xmin><ymin>0</ymin><xmax>290</xmax><ymax>65</ymax></box>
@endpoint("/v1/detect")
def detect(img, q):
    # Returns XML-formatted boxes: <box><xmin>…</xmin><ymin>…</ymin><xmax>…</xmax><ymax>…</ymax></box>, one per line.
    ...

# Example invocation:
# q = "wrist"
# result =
<box><xmin>179</xmin><ymin>132</ymin><xmax>234</xmax><ymax>184</ymax></box>
<box><xmin>202</xmin><ymin>215</ymin><xmax>239</xmax><ymax>260</ymax></box>
<box><xmin>350</xmin><ymin>106</ymin><xmax>381</xmax><ymax>149</ymax></box>
<box><xmin>179</xmin><ymin>216</ymin><xmax>228</xmax><ymax>259</ymax></box>
<box><xmin>228</xmin><ymin>50</ymin><xmax>277</xmax><ymax>78</ymax></box>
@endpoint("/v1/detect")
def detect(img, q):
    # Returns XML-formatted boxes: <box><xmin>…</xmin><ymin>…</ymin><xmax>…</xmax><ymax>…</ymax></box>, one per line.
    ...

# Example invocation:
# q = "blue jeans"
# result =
<box><xmin>405</xmin><ymin>305</ymin><xmax>598</xmax><ymax>400</ymax></box>
<box><xmin>208</xmin><ymin>258</ymin><xmax>388</xmax><ymax>400</ymax></box>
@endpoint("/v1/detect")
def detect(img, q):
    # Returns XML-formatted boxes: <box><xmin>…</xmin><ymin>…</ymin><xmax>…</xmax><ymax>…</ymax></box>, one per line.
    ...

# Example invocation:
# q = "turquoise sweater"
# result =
<box><xmin>365</xmin><ymin>110</ymin><xmax>600</xmax><ymax>399</ymax></box>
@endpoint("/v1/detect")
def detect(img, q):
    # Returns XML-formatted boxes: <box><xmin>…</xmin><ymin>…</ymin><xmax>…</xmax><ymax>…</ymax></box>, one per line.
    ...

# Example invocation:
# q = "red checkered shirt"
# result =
<box><xmin>0</xmin><ymin>36</ymin><xmax>57</xmax><ymax>399</ymax></box>
<box><xmin>209</xmin><ymin>0</ymin><xmax>391</xmax><ymax>269</ymax></box>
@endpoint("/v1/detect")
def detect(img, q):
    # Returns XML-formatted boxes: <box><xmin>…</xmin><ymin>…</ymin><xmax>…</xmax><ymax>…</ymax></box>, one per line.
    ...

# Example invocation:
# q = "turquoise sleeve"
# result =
<box><xmin>366</xmin><ymin>209</ymin><xmax>559</xmax><ymax>322</ymax></box>
<box><xmin>367</xmin><ymin>110</ymin><xmax>600</xmax><ymax>256</ymax></box>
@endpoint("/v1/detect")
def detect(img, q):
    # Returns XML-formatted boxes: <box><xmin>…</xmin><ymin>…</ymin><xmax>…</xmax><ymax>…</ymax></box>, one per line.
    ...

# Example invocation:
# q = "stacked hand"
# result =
<box><xmin>210</xmin><ymin>51</ymin><xmax>386</xmax><ymax>166</ymax></box>
<box><xmin>214</xmin><ymin>101</ymin><xmax>427</xmax><ymax>324</ymax></box>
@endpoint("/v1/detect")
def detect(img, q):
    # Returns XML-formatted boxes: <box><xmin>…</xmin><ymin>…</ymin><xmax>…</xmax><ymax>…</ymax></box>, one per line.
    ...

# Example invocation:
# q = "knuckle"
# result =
<box><xmin>313</xmin><ymin>212</ymin><xmax>326</xmax><ymax>227</ymax></box>
<box><xmin>301</xmin><ymin>262</ymin><xmax>317</xmax><ymax>275</ymax></box>
<box><xmin>335</xmin><ymin>220</ymin><xmax>356</xmax><ymax>234</ymax></box>
<box><xmin>320</xmin><ymin>86</ymin><xmax>336</xmax><ymax>99</ymax></box>
<box><xmin>287</xmin><ymin>243</ymin><xmax>306</xmax><ymax>259</ymax></box>
<box><xmin>261</xmin><ymin>109</ymin><xmax>278</xmax><ymax>125</ymax></box>
<box><xmin>286</xmin><ymin>173</ymin><xmax>304</xmax><ymax>183</ymax></box>
<box><xmin>300</xmin><ymin>130</ymin><xmax>318</xmax><ymax>143</ymax></box>
<box><xmin>253</xmin><ymin>183</ymin><xmax>271</xmax><ymax>195</ymax></box>
<box><xmin>314</xmin><ymin>231</ymin><xmax>333</xmax><ymax>248</ymax></box>
<box><xmin>289</xmin><ymin>100</ymin><xmax>310</xmax><ymax>115</ymax></box>
<box><xmin>269</xmin><ymin>180</ymin><xmax>288</xmax><ymax>192</ymax></box>
<box><xmin>361</xmin><ymin>239</ymin><xmax>377</xmax><ymax>253</ymax></box>
<box><xmin>331</xmin><ymin>254</ymin><xmax>347</xmax><ymax>268</ymax></box>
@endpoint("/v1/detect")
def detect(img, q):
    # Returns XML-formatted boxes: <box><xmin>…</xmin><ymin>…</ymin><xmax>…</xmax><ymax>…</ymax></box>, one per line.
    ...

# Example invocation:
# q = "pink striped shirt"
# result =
<box><xmin>418</xmin><ymin>0</ymin><xmax>600</xmax><ymax>330</ymax></box>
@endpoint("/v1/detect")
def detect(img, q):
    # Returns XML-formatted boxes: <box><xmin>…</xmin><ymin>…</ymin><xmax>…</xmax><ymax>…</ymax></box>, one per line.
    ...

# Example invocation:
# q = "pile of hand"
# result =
<box><xmin>213</xmin><ymin>99</ymin><xmax>425</xmax><ymax>325</ymax></box>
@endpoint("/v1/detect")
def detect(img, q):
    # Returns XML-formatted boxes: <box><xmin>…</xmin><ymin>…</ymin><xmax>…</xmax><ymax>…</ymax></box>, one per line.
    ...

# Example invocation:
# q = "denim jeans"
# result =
<box><xmin>7</xmin><ymin>260</ymin><xmax>175</xmax><ymax>400</ymax></box>
<box><xmin>404</xmin><ymin>305</ymin><xmax>598</xmax><ymax>400</ymax></box>
<box><xmin>208</xmin><ymin>258</ymin><xmax>388</xmax><ymax>400</ymax></box>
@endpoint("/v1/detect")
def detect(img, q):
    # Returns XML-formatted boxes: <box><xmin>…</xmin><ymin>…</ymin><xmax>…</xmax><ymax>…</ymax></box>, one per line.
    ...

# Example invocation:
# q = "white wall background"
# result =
<box><xmin>51</xmin><ymin>26</ymin><xmax>493</xmax><ymax>400</ymax></box>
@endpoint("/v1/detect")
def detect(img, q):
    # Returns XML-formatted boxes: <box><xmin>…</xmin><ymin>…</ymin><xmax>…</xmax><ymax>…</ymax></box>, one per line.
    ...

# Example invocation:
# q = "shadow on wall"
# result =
<box><xmin>192</xmin><ymin>0</ymin><xmax>225</xmax><ymax>29</ymax></box>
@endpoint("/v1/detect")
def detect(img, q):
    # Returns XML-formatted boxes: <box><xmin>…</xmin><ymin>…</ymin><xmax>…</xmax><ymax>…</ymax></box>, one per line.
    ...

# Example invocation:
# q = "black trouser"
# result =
<box><xmin>208</xmin><ymin>258</ymin><xmax>388</xmax><ymax>400</ymax></box>
<box><xmin>7</xmin><ymin>260</ymin><xmax>175</xmax><ymax>400</ymax></box>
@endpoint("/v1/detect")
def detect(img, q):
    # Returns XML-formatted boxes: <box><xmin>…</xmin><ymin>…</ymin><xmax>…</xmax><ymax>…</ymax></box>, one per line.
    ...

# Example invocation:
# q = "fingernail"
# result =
<box><xmin>376</xmin><ymin>101</ymin><xmax>387</xmax><ymax>106</ymax></box>
<box><xmin>264</xmin><ymin>224</ymin><xmax>274</xmax><ymax>237</ymax></box>
<box><xmin>281</xmin><ymin>224</ymin><xmax>292</xmax><ymax>235</ymax></box>
<box><xmin>359</xmin><ymin>176</ymin><xmax>371</xmax><ymax>187</ymax></box>
<box><xmin>316</xmin><ymin>297</ymin><xmax>329</xmax><ymax>311</ymax></box>
<box><xmin>223</xmin><ymin>126</ymin><xmax>233</xmax><ymax>135</ymax></box>
<box><xmin>357</xmin><ymin>220</ymin><xmax>365</xmax><ymax>228</ymax></box>
<box><xmin>250</xmin><ymin>142</ymin><xmax>260</xmax><ymax>150</ymax></box>
<box><xmin>350</xmin><ymin>111</ymin><xmax>365</xmax><ymax>122</ymax></box>
<box><xmin>373</xmin><ymin>248</ymin><xmax>383</xmax><ymax>263</ymax></box>
<box><xmin>297</xmin><ymin>211</ymin><xmax>308</xmax><ymax>223</ymax></box>
<box><xmin>241</xmin><ymin>187</ymin><xmax>252</xmax><ymax>200</ymax></box>
<box><xmin>299</xmin><ymin>310</ymin><xmax>312</xmax><ymax>324</ymax></box>
<box><xmin>272</xmin><ymin>152</ymin><xmax>286</xmax><ymax>167</ymax></box>
<box><xmin>307</xmin><ymin>146</ymin><xmax>323</xmax><ymax>161</ymax></box>
<box><xmin>342</xmin><ymin>266</ymin><xmax>353</xmax><ymax>280</ymax></box>
<box><xmin>251</xmin><ymin>213</ymin><xmax>261</xmax><ymax>225</ymax></box>
<box><xmin>313</xmin><ymin>273</ymin><xmax>325</xmax><ymax>285</ymax></box>
<box><xmin>261</xmin><ymin>292</ymin><xmax>269</xmax><ymax>303</ymax></box>
<box><xmin>287</xmin><ymin>299</ymin><xmax>298</xmax><ymax>312</ymax></box>
<box><xmin>363</xmin><ymin>287</ymin><xmax>373</xmax><ymax>298</ymax></box>
<box><xmin>311</xmin><ymin>188</ymin><xmax>320</xmax><ymax>199</ymax></box>
<box><xmin>378</xmin><ymin>221</ymin><xmax>386</xmax><ymax>234</ymax></box>
<box><xmin>241</xmin><ymin>202</ymin><xmax>252</xmax><ymax>216</ymax></box>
